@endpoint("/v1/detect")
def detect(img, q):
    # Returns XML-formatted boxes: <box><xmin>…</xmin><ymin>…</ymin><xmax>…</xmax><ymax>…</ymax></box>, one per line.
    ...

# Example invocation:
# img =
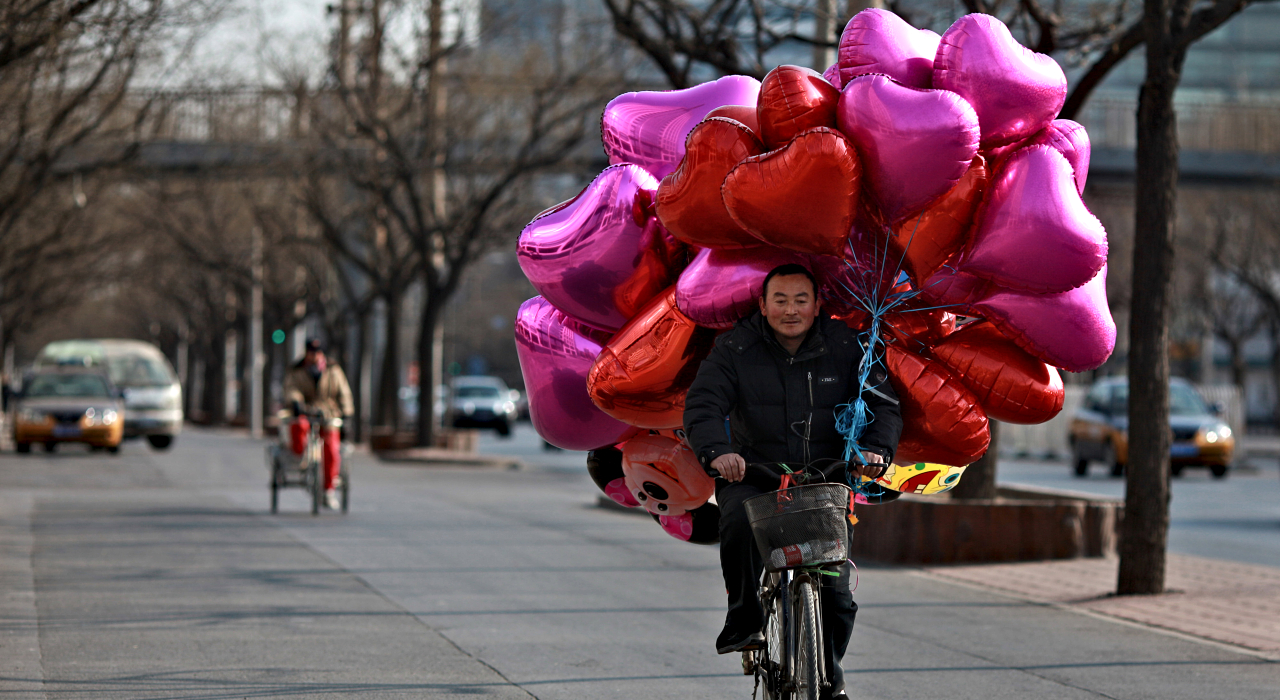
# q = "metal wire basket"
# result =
<box><xmin>744</xmin><ymin>483</ymin><xmax>852</xmax><ymax>571</ymax></box>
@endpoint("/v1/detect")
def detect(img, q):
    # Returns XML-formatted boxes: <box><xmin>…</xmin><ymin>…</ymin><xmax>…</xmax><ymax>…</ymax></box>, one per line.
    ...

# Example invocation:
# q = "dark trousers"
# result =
<box><xmin>718</xmin><ymin>480</ymin><xmax>858</xmax><ymax>697</ymax></box>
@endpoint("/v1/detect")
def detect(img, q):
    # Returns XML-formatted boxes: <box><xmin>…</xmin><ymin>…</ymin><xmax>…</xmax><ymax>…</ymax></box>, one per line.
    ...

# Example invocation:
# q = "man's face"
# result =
<box><xmin>305</xmin><ymin>350</ymin><xmax>325</xmax><ymax>369</ymax></box>
<box><xmin>759</xmin><ymin>274</ymin><xmax>821</xmax><ymax>342</ymax></box>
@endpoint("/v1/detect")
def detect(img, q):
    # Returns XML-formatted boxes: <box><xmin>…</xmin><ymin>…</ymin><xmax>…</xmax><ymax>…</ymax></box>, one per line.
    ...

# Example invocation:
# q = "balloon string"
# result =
<box><xmin>833</xmin><ymin>215</ymin><xmax>936</xmax><ymax>500</ymax></box>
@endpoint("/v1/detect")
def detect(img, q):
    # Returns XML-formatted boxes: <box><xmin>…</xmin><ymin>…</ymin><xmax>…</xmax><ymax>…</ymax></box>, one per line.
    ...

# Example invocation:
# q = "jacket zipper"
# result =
<box><xmin>807</xmin><ymin>371</ymin><xmax>814</xmax><ymax>407</ymax></box>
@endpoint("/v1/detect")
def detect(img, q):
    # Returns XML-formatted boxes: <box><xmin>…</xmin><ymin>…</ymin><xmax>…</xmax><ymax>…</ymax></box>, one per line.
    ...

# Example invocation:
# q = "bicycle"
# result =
<box><xmin>267</xmin><ymin>409</ymin><xmax>349</xmax><ymax>515</ymax></box>
<box><xmin>735</xmin><ymin>463</ymin><xmax>855</xmax><ymax>700</ymax></box>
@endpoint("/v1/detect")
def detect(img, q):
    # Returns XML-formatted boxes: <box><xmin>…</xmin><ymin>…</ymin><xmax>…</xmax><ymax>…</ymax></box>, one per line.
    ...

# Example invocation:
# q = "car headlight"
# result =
<box><xmin>166</xmin><ymin>384</ymin><xmax>182</xmax><ymax>410</ymax></box>
<box><xmin>496</xmin><ymin>401</ymin><xmax>515</xmax><ymax>415</ymax></box>
<box><xmin>1202</xmin><ymin>424</ymin><xmax>1231</xmax><ymax>443</ymax></box>
<box><xmin>462</xmin><ymin>402</ymin><xmax>475</xmax><ymax>415</ymax></box>
<box><xmin>84</xmin><ymin>408</ymin><xmax>118</xmax><ymax>426</ymax></box>
<box><xmin>17</xmin><ymin>409</ymin><xmax>46</xmax><ymax>424</ymax></box>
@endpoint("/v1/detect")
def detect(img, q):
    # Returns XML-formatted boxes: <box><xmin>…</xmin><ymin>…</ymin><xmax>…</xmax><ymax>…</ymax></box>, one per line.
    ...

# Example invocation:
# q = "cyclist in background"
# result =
<box><xmin>684</xmin><ymin>264</ymin><xmax>902</xmax><ymax>700</ymax></box>
<box><xmin>284</xmin><ymin>339</ymin><xmax>354</xmax><ymax>510</ymax></box>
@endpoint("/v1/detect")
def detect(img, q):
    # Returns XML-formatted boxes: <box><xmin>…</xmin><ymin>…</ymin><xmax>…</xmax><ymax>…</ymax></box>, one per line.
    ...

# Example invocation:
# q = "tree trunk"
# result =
<box><xmin>376</xmin><ymin>291</ymin><xmax>402</xmax><ymax>430</ymax></box>
<box><xmin>950</xmin><ymin>420</ymin><xmax>1000</xmax><ymax>500</ymax></box>
<box><xmin>1227</xmin><ymin>337</ymin><xmax>1246</xmax><ymax>397</ymax></box>
<box><xmin>415</xmin><ymin>298</ymin><xmax>442</xmax><ymax>447</ymax></box>
<box><xmin>202</xmin><ymin>342</ymin><xmax>224</xmax><ymax>425</ymax></box>
<box><xmin>1118</xmin><ymin>0</ymin><xmax>1183</xmax><ymax>596</ymax></box>
<box><xmin>349</xmin><ymin>311</ymin><xmax>365</xmax><ymax>443</ymax></box>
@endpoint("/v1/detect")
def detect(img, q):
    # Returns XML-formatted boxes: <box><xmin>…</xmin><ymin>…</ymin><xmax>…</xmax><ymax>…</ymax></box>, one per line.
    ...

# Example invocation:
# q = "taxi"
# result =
<box><xmin>1069</xmin><ymin>377</ymin><xmax>1234</xmax><ymax>478</ymax></box>
<box><xmin>12</xmin><ymin>368</ymin><xmax>125</xmax><ymax>453</ymax></box>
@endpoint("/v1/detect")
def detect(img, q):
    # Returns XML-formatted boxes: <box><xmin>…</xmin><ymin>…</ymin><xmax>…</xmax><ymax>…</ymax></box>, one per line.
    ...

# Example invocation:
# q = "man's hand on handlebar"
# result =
<box><xmin>854</xmin><ymin>451</ymin><xmax>887</xmax><ymax>480</ymax></box>
<box><xmin>710</xmin><ymin>453</ymin><xmax>746</xmax><ymax>482</ymax></box>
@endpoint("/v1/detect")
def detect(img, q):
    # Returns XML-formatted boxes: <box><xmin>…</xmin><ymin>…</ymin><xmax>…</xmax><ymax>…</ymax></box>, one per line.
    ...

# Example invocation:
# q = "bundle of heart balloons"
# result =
<box><xmin>515</xmin><ymin>10</ymin><xmax>1116</xmax><ymax>545</ymax></box>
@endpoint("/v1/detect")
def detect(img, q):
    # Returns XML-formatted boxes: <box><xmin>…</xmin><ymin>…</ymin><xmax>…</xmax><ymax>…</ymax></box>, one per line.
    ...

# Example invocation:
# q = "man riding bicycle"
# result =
<box><xmin>684</xmin><ymin>264</ymin><xmax>902</xmax><ymax>700</ymax></box>
<box><xmin>283</xmin><ymin>338</ymin><xmax>354</xmax><ymax>510</ymax></box>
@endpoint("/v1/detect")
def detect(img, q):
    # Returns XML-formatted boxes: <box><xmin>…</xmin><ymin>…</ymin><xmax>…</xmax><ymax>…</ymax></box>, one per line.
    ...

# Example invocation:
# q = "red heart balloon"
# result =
<box><xmin>588</xmin><ymin>288</ymin><xmax>718</xmax><ymax>429</ymax></box>
<box><xmin>883</xmin><ymin>303</ymin><xmax>957</xmax><ymax>348</ymax></box>
<box><xmin>722</xmin><ymin>127</ymin><xmax>862</xmax><ymax>257</ymax></box>
<box><xmin>656</xmin><ymin>118</ymin><xmax>765</xmax><ymax>250</ymax></box>
<box><xmin>885</xmin><ymin>344</ymin><xmax>990</xmax><ymax>466</ymax></box>
<box><xmin>706</xmin><ymin>104</ymin><xmax>761</xmax><ymax>135</ymax></box>
<box><xmin>756</xmin><ymin>65</ymin><xmax>841</xmax><ymax>150</ymax></box>
<box><xmin>889</xmin><ymin>156</ymin><xmax>989</xmax><ymax>286</ymax></box>
<box><xmin>930</xmin><ymin>320</ymin><xmax>1064</xmax><ymax>424</ymax></box>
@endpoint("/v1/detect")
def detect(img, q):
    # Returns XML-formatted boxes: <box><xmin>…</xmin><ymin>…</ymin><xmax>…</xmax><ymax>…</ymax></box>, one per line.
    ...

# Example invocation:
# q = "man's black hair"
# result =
<box><xmin>761</xmin><ymin>263</ymin><xmax>819</xmax><ymax>299</ymax></box>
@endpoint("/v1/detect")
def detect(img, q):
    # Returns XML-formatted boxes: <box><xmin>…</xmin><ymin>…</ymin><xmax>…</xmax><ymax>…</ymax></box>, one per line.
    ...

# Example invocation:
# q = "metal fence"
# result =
<box><xmin>1076</xmin><ymin>96</ymin><xmax>1280</xmax><ymax>154</ymax></box>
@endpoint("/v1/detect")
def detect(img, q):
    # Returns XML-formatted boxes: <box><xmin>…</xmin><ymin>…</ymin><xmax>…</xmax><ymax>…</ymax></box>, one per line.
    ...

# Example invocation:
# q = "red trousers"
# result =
<box><xmin>290</xmin><ymin>417</ymin><xmax>341</xmax><ymax>490</ymax></box>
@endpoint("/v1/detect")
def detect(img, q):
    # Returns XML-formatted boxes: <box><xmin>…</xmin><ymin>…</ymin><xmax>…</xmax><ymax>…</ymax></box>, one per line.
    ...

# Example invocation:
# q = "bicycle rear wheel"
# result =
<box><xmin>793</xmin><ymin>577</ymin><xmax>822</xmax><ymax>700</ymax></box>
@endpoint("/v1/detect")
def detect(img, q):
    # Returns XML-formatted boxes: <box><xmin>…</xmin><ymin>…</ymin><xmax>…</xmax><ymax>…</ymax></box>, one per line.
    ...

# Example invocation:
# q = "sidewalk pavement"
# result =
<box><xmin>921</xmin><ymin>554</ymin><xmax>1280</xmax><ymax>659</ymax></box>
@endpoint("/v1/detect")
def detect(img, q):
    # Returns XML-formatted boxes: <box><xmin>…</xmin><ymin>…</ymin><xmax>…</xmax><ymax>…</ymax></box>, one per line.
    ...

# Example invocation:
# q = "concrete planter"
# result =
<box><xmin>850</xmin><ymin>484</ymin><xmax>1123</xmax><ymax>565</ymax></box>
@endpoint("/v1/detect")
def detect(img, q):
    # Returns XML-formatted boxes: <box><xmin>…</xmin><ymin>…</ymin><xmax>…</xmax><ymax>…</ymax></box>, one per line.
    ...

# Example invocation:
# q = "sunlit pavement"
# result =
<box><xmin>0</xmin><ymin>427</ymin><xmax>1277</xmax><ymax>698</ymax></box>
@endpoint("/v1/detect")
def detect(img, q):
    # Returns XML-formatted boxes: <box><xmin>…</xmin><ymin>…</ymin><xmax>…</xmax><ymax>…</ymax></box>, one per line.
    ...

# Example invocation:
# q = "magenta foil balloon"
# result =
<box><xmin>601</xmin><ymin>75</ymin><xmax>762</xmax><ymax>180</ymax></box>
<box><xmin>917</xmin><ymin>267</ymin><xmax>1115</xmax><ymax>372</ymax></box>
<box><xmin>514</xmin><ymin>297</ymin><xmax>638</xmax><ymax>451</ymax></box>
<box><xmin>976</xmin><ymin>266</ymin><xmax>1116</xmax><ymax>372</ymax></box>
<box><xmin>1027</xmin><ymin>119</ymin><xmax>1091</xmax><ymax>195</ymax></box>
<box><xmin>675</xmin><ymin>246</ymin><xmax>805</xmax><ymax>328</ymax></box>
<box><xmin>933</xmin><ymin>14</ymin><xmax>1067</xmax><ymax>148</ymax></box>
<box><xmin>837</xmin><ymin>8</ymin><xmax>941</xmax><ymax>89</ymax></box>
<box><xmin>837</xmin><ymin>74</ymin><xmax>979</xmax><ymax>223</ymax></box>
<box><xmin>962</xmin><ymin>145</ymin><xmax>1106</xmax><ymax>294</ymax></box>
<box><xmin>517</xmin><ymin>164</ymin><xmax>663</xmax><ymax>332</ymax></box>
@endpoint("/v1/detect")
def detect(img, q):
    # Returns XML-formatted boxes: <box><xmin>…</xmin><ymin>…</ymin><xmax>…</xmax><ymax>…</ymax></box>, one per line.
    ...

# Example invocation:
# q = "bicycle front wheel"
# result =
<box><xmin>793</xmin><ymin>577</ymin><xmax>822</xmax><ymax>700</ymax></box>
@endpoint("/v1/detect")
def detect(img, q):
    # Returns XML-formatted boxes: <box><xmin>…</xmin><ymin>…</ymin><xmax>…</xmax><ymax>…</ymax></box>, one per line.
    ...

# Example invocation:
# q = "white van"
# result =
<box><xmin>36</xmin><ymin>339</ymin><xmax>183</xmax><ymax>450</ymax></box>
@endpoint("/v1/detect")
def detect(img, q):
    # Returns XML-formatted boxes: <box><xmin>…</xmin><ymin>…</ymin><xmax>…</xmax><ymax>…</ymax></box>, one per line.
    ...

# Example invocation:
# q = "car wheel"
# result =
<box><xmin>43</xmin><ymin>442</ymin><xmax>56</xmax><ymax>453</ymax></box>
<box><xmin>106</xmin><ymin>445</ymin><xmax>120</xmax><ymax>454</ymax></box>
<box><xmin>1170</xmin><ymin>462</ymin><xmax>1185</xmax><ymax>477</ymax></box>
<box><xmin>496</xmin><ymin>421</ymin><xmax>511</xmax><ymax>437</ymax></box>
<box><xmin>1072</xmin><ymin>447</ymin><xmax>1089</xmax><ymax>477</ymax></box>
<box><xmin>1210</xmin><ymin>463</ymin><xmax>1228</xmax><ymax>479</ymax></box>
<box><xmin>15</xmin><ymin>442</ymin><xmax>30</xmax><ymax>454</ymax></box>
<box><xmin>1098</xmin><ymin>442</ymin><xmax>1123</xmax><ymax>477</ymax></box>
<box><xmin>147</xmin><ymin>435</ymin><xmax>173</xmax><ymax>450</ymax></box>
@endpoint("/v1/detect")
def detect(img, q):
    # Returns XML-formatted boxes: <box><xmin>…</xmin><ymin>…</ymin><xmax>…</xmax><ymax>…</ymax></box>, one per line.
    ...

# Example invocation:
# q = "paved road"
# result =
<box><xmin>481</xmin><ymin>424</ymin><xmax>1280</xmax><ymax>569</ymax></box>
<box><xmin>1</xmin><ymin>428</ymin><xmax>1276</xmax><ymax>698</ymax></box>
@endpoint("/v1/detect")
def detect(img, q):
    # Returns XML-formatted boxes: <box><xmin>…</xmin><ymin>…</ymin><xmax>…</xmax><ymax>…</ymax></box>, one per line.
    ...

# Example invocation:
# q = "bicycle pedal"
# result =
<box><xmin>741</xmin><ymin>649</ymin><xmax>757</xmax><ymax>675</ymax></box>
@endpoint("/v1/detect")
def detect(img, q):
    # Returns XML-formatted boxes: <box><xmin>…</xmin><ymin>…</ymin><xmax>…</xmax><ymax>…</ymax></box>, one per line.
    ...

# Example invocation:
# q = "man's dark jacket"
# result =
<box><xmin>683</xmin><ymin>312</ymin><xmax>902</xmax><ymax>484</ymax></box>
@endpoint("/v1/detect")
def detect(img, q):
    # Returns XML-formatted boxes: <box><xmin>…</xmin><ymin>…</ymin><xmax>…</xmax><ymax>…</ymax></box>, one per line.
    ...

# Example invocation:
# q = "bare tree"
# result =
<box><xmin>0</xmin><ymin>0</ymin><xmax>222</xmax><ymax>360</ymax></box>
<box><xmin>306</xmin><ymin>0</ymin><xmax>621</xmax><ymax>445</ymax></box>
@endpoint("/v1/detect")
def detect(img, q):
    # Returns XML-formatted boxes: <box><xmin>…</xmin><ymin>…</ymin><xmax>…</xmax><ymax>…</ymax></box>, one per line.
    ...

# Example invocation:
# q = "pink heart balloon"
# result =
<box><xmin>918</xmin><ymin>267</ymin><xmax>1115</xmax><ymax>372</ymax></box>
<box><xmin>674</xmin><ymin>246</ymin><xmax>805</xmax><ymax>328</ymax></box>
<box><xmin>837</xmin><ymin>8</ymin><xmax>941</xmax><ymax>89</ymax></box>
<box><xmin>601</xmin><ymin>75</ymin><xmax>762</xmax><ymax>180</ymax></box>
<box><xmin>517</xmin><ymin>165</ymin><xmax>667</xmax><ymax>332</ymax></box>
<box><xmin>514</xmin><ymin>297</ymin><xmax>639</xmax><ymax>451</ymax></box>
<box><xmin>961</xmin><ymin>145</ymin><xmax>1106</xmax><ymax>294</ymax></box>
<box><xmin>837</xmin><ymin>74</ymin><xmax>979</xmax><ymax>223</ymax></box>
<box><xmin>934</xmin><ymin>14</ymin><xmax>1067</xmax><ymax>148</ymax></box>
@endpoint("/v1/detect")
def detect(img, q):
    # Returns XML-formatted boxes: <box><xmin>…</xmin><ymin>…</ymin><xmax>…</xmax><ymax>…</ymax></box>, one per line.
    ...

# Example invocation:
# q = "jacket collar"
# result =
<box><xmin>727</xmin><ymin>312</ymin><xmax>829</xmax><ymax>362</ymax></box>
